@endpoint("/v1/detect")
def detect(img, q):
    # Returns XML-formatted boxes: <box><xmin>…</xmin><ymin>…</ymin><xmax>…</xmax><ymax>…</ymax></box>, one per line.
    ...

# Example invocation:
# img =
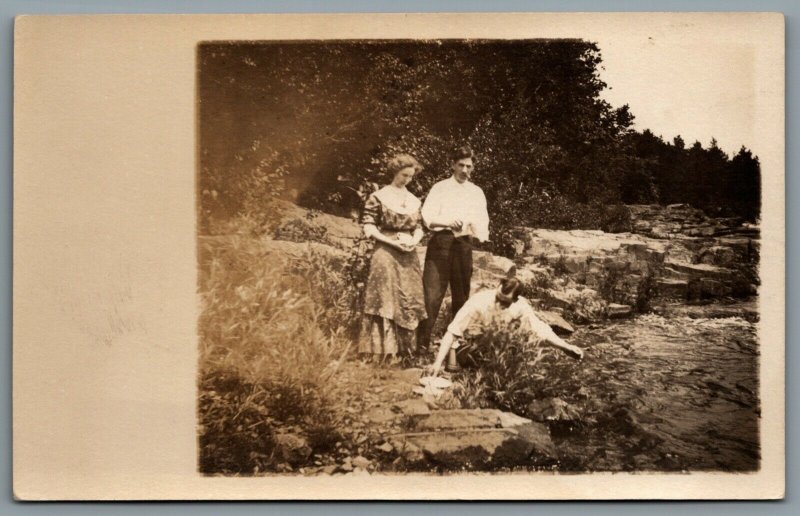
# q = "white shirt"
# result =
<box><xmin>447</xmin><ymin>289</ymin><xmax>559</xmax><ymax>344</ymax></box>
<box><xmin>421</xmin><ymin>176</ymin><xmax>490</xmax><ymax>242</ymax></box>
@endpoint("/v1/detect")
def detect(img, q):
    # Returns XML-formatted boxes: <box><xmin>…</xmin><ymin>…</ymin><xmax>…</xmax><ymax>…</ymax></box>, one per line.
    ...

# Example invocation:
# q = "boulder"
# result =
<box><xmin>518</xmin><ymin>229</ymin><xmax>668</xmax><ymax>259</ymax></box>
<box><xmin>542</xmin><ymin>287</ymin><xmax>607</xmax><ymax>322</ymax></box>
<box><xmin>535</xmin><ymin>310</ymin><xmax>575</xmax><ymax>335</ymax></box>
<box><xmin>391</xmin><ymin>423</ymin><xmax>557</xmax><ymax>468</ymax></box>
<box><xmin>276</xmin><ymin>201</ymin><xmax>361</xmax><ymax>249</ymax></box>
<box><xmin>528</xmin><ymin>397</ymin><xmax>581</xmax><ymax>422</ymax></box>
<box><xmin>656</xmin><ymin>278</ymin><xmax>689</xmax><ymax>299</ymax></box>
<box><xmin>352</xmin><ymin>456</ymin><xmax>371</xmax><ymax>469</ymax></box>
<box><xmin>663</xmin><ymin>242</ymin><xmax>696</xmax><ymax>264</ymax></box>
<box><xmin>650</xmin><ymin>226</ymin><xmax>670</xmax><ymax>239</ymax></box>
<box><xmin>472</xmin><ymin>250</ymin><xmax>516</xmax><ymax>283</ymax></box>
<box><xmin>515</xmin><ymin>263</ymin><xmax>551</xmax><ymax>285</ymax></box>
<box><xmin>716</xmin><ymin>236</ymin><xmax>759</xmax><ymax>256</ymax></box>
<box><xmin>273</xmin><ymin>433</ymin><xmax>312</xmax><ymax>465</ymax></box>
<box><xmin>376</xmin><ymin>442</ymin><xmax>394</xmax><ymax>453</ymax></box>
<box><xmin>688</xmin><ymin>278</ymin><xmax>733</xmax><ymax>299</ymax></box>
<box><xmin>513</xmin><ymin>228</ymin><xmax>692</xmax><ymax>298</ymax></box>
<box><xmin>699</xmin><ymin>245</ymin><xmax>737</xmax><ymax>266</ymax></box>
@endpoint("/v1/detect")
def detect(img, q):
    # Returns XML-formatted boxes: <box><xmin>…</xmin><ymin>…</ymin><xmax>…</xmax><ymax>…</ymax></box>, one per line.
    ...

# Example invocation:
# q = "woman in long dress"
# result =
<box><xmin>360</xmin><ymin>154</ymin><xmax>427</xmax><ymax>361</ymax></box>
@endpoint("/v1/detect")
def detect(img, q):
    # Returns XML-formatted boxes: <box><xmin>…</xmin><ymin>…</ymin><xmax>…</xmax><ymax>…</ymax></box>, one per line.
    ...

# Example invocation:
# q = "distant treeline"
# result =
<box><xmin>198</xmin><ymin>40</ymin><xmax>760</xmax><ymax>252</ymax></box>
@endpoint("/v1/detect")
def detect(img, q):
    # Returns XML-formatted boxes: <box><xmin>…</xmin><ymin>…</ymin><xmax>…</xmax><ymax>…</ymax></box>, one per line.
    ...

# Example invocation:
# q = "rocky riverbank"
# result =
<box><xmin>268</xmin><ymin>201</ymin><xmax>759</xmax><ymax>326</ymax></box>
<box><xmin>199</xmin><ymin>201</ymin><xmax>760</xmax><ymax>474</ymax></box>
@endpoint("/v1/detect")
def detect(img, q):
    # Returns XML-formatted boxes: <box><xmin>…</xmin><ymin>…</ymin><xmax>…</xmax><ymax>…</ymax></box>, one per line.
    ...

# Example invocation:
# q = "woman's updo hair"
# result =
<box><xmin>496</xmin><ymin>277</ymin><xmax>523</xmax><ymax>305</ymax></box>
<box><xmin>386</xmin><ymin>153</ymin><xmax>423</xmax><ymax>178</ymax></box>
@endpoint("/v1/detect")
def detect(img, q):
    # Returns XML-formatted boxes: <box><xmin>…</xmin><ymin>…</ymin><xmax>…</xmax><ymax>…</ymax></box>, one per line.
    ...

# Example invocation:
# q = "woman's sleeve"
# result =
<box><xmin>361</xmin><ymin>193</ymin><xmax>382</xmax><ymax>227</ymax></box>
<box><xmin>519</xmin><ymin>302</ymin><xmax>560</xmax><ymax>343</ymax></box>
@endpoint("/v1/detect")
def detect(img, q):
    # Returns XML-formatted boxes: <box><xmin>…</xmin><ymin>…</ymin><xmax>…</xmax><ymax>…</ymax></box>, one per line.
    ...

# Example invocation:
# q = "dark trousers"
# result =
<box><xmin>417</xmin><ymin>231</ymin><xmax>473</xmax><ymax>350</ymax></box>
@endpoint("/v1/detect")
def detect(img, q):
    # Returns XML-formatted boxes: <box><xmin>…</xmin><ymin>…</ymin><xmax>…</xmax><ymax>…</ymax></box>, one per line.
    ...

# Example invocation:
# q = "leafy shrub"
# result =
<box><xmin>633</xmin><ymin>265</ymin><xmax>658</xmax><ymax>313</ymax></box>
<box><xmin>598</xmin><ymin>204</ymin><xmax>633</xmax><ymax>233</ymax></box>
<box><xmin>562</xmin><ymin>288</ymin><xmax>608</xmax><ymax>322</ymax></box>
<box><xmin>552</xmin><ymin>254</ymin><xmax>570</xmax><ymax>277</ymax></box>
<box><xmin>598</xmin><ymin>261</ymin><xmax>659</xmax><ymax>313</ymax></box>
<box><xmin>273</xmin><ymin>218</ymin><xmax>328</xmax><ymax>244</ymax></box>
<box><xmin>450</xmin><ymin>371</ymin><xmax>492</xmax><ymax>409</ymax></box>
<box><xmin>599</xmin><ymin>264</ymin><xmax>628</xmax><ymax>303</ymax></box>
<box><xmin>452</xmin><ymin>313</ymin><xmax>549</xmax><ymax>414</ymax></box>
<box><xmin>517</xmin><ymin>271</ymin><xmax>555</xmax><ymax>311</ymax></box>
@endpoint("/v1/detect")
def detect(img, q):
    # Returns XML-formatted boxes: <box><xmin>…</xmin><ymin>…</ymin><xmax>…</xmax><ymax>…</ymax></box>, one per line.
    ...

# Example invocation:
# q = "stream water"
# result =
<box><xmin>541</xmin><ymin>302</ymin><xmax>760</xmax><ymax>472</ymax></box>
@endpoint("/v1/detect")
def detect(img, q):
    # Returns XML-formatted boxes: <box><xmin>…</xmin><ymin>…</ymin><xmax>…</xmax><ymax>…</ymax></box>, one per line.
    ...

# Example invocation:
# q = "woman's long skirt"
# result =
<box><xmin>360</xmin><ymin>242</ymin><xmax>427</xmax><ymax>356</ymax></box>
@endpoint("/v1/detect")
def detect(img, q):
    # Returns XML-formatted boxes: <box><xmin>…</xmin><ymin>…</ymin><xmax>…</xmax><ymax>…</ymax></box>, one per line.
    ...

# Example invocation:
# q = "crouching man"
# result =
<box><xmin>429</xmin><ymin>277</ymin><xmax>584</xmax><ymax>377</ymax></box>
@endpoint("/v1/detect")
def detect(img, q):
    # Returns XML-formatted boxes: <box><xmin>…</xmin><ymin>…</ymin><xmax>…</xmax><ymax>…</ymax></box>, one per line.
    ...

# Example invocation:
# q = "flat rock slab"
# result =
<box><xmin>414</xmin><ymin>408</ymin><xmax>532</xmax><ymax>432</ymax></box>
<box><xmin>664</xmin><ymin>260</ymin><xmax>735</xmax><ymax>280</ymax></box>
<box><xmin>657</xmin><ymin>278</ymin><xmax>689</xmax><ymax>299</ymax></box>
<box><xmin>536</xmin><ymin>310</ymin><xmax>575</xmax><ymax>335</ymax></box>
<box><xmin>393</xmin><ymin>368</ymin><xmax>424</xmax><ymax>385</ymax></box>
<box><xmin>391</xmin><ymin>423</ymin><xmax>556</xmax><ymax>468</ymax></box>
<box><xmin>365</xmin><ymin>407</ymin><xmax>398</xmax><ymax>425</ymax></box>
<box><xmin>393</xmin><ymin>398</ymin><xmax>431</xmax><ymax>417</ymax></box>
<box><xmin>607</xmin><ymin>303</ymin><xmax>633</xmax><ymax>318</ymax></box>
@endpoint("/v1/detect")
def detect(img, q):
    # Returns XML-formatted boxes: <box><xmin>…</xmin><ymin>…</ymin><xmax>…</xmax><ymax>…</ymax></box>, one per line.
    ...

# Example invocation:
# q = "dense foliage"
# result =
<box><xmin>198</xmin><ymin>40</ymin><xmax>761</xmax><ymax>254</ymax></box>
<box><xmin>452</xmin><ymin>314</ymin><xmax>549</xmax><ymax>414</ymax></box>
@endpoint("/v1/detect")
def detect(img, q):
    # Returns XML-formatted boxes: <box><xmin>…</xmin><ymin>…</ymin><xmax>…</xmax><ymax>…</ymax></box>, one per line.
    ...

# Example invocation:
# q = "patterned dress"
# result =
<box><xmin>360</xmin><ymin>188</ymin><xmax>427</xmax><ymax>356</ymax></box>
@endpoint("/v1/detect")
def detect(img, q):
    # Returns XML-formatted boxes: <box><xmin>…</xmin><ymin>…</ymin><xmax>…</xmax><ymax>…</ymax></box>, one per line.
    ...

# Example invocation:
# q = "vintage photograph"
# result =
<box><xmin>11</xmin><ymin>12</ymin><xmax>784</xmax><ymax>500</ymax></box>
<box><xmin>196</xmin><ymin>38</ymin><xmax>763</xmax><ymax>476</ymax></box>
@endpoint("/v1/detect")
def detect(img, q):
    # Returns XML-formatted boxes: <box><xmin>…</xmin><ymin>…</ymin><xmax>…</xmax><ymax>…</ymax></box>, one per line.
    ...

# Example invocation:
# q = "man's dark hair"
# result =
<box><xmin>496</xmin><ymin>277</ymin><xmax>523</xmax><ymax>305</ymax></box>
<box><xmin>449</xmin><ymin>145</ymin><xmax>475</xmax><ymax>163</ymax></box>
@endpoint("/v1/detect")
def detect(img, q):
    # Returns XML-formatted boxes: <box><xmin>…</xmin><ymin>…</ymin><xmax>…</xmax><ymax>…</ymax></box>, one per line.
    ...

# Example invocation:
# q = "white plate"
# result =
<box><xmin>395</xmin><ymin>233</ymin><xmax>413</xmax><ymax>245</ymax></box>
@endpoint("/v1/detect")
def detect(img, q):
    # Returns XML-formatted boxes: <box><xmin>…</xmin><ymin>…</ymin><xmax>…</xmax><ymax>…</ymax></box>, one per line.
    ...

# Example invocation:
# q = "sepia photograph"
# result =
<box><xmin>12</xmin><ymin>13</ymin><xmax>784</xmax><ymax>500</ymax></box>
<box><xmin>197</xmin><ymin>38</ymin><xmax>763</xmax><ymax>475</ymax></box>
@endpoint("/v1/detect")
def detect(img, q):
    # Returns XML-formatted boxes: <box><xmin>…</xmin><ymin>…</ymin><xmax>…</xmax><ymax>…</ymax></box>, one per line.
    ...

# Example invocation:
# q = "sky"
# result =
<box><xmin>594</xmin><ymin>27</ymin><xmax>758</xmax><ymax>157</ymax></box>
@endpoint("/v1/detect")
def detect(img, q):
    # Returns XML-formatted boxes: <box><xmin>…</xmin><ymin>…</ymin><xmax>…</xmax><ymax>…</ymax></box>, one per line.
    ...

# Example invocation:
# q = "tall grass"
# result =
<box><xmin>198</xmin><ymin>236</ymin><xmax>351</xmax><ymax>474</ymax></box>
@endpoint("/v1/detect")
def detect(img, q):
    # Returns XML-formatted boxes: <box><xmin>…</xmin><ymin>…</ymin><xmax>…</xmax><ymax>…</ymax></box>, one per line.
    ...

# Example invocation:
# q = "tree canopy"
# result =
<box><xmin>198</xmin><ymin>40</ymin><xmax>761</xmax><ymax>252</ymax></box>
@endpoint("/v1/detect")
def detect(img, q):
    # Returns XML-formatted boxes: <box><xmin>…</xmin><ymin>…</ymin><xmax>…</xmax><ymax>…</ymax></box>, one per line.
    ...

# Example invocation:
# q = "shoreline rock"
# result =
<box><xmin>226</xmin><ymin>201</ymin><xmax>760</xmax><ymax>330</ymax></box>
<box><xmin>390</xmin><ymin>408</ymin><xmax>557</xmax><ymax>468</ymax></box>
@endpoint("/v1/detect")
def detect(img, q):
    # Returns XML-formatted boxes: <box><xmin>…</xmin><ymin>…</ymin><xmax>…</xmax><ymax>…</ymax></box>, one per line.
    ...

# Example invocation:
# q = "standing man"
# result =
<box><xmin>417</xmin><ymin>145</ymin><xmax>490</xmax><ymax>352</ymax></box>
